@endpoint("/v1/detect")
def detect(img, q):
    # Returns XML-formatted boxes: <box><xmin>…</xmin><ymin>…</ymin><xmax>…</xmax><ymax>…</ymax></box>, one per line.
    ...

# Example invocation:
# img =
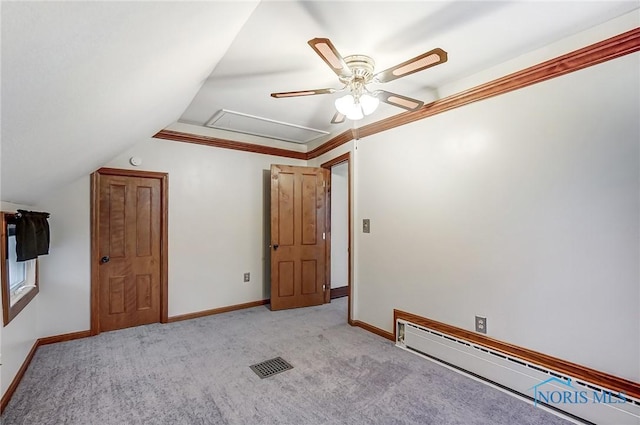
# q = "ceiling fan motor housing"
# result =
<box><xmin>340</xmin><ymin>55</ymin><xmax>376</xmax><ymax>85</ymax></box>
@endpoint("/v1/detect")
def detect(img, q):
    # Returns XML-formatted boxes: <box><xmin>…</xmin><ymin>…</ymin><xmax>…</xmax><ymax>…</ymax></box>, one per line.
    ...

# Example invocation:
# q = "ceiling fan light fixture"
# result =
<box><xmin>346</xmin><ymin>107</ymin><xmax>364</xmax><ymax>121</ymax></box>
<box><xmin>334</xmin><ymin>92</ymin><xmax>379</xmax><ymax>121</ymax></box>
<box><xmin>335</xmin><ymin>94</ymin><xmax>365</xmax><ymax>120</ymax></box>
<box><xmin>273</xmin><ymin>38</ymin><xmax>447</xmax><ymax>124</ymax></box>
<box><xmin>334</xmin><ymin>94</ymin><xmax>354</xmax><ymax>115</ymax></box>
<box><xmin>360</xmin><ymin>93</ymin><xmax>379</xmax><ymax>116</ymax></box>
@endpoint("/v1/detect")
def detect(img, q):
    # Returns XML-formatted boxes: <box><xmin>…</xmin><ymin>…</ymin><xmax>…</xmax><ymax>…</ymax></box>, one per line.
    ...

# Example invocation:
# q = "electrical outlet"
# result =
<box><xmin>363</xmin><ymin>219</ymin><xmax>370</xmax><ymax>233</ymax></box>
<box><xmin>475</xmin><ymin>316</ymin><xmax>487</xmax><ymax>334</ymax></box>
<box><xmin>243</xmin><ymin>272</ymin><xmax>250</xmax><ymax>282</ymax></box>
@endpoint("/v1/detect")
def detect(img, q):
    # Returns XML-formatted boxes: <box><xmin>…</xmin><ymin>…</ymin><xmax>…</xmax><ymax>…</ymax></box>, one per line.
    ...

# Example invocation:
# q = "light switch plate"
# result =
<box><xmin>363</xmin><ymin>219</ymin><xmax>370</xmax><ymax>233</ymax></box>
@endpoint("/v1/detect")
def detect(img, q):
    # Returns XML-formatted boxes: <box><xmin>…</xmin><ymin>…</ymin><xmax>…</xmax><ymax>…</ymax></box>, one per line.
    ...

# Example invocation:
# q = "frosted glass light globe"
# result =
<box><xmin>360</xmin><ymin>94</ymin><xmax>379</xmax><ymax>116</ymax></box>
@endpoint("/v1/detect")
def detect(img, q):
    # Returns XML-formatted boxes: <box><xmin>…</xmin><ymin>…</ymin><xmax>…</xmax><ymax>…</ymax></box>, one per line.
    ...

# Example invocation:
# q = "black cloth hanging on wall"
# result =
<box><xmin>15</xmin><ymin>209</ymin><xmax>50</xmax><ymax>262</ymax></box>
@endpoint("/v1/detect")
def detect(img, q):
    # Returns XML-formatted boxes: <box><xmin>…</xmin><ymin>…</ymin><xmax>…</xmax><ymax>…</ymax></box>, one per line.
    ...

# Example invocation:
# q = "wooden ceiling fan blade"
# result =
<box><xmin>331</xmin><ymin>111</ymin><xmax>346</xmax><ymax>124</ymax></box>
<box><xmin>374</xmin><ymin>48</ymin><xmax>447</xmax><ymax>83</ymax></box>
<box><xmin>376</xmin><ymin>90</ymin><xmax>424</xmax><ymax>111</ymax></box>
<box><xmin>308</xmin><ymin>38</ymin><xmax>352</xmax><ymax>79</ymax></box>
<box><xmin>271</xmin><ymin>88</ymin><xmax>336</xmax><ymax>98</ymax></box>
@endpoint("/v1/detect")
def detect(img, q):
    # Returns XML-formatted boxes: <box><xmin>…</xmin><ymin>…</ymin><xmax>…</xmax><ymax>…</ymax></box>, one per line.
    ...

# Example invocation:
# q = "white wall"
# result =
<box><xmin>35</xmin><ymin>177</ymin><xmax>91</xmax><ymax>337</ymax></box>
<box><xmin>4</xmin><ymin>137</ymin><xmax>305</xmax><ymax>396</ymax></box>
<box><xmin>35</xmin><ymin>138</ymin><xmax>305</xmax><ymax>338</ymax></box>
<box><xmin>3</xmin><ymin>11</ymin><xmax>637</xmax><ymax>402</ymax></box>
<box><xmin>0</xmin><ymin>201</ymin><xmax>39</xmax><ymax>397</ymax></box>
<box><xmin>0</xmin><ymin>301</ymin><xmax>38</xmax><ymax>397</ymax></box>
<box><xmin>354</xmin><ymin>52</ymin><xmax>640</xmax><ymax>381</ymax></box>
<box><xmin>330</xmin><ymin>162</ymin><xmax>348</xmax><ymax>289</ymax></box>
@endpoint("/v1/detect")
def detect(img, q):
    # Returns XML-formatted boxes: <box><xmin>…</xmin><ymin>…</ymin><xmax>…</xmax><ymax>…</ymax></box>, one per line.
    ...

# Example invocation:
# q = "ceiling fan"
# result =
<box><xmin>271</xmin><ymin>38</ymin><xmax>447</xmax><ymax>124</ymax></box>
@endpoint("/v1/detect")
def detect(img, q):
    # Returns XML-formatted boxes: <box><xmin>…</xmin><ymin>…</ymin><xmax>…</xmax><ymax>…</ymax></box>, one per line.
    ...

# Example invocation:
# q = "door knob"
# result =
<box><xmin>101</xmin><ymin>256</ymin><xmax>110</xmax><ymax>264</ymax></box>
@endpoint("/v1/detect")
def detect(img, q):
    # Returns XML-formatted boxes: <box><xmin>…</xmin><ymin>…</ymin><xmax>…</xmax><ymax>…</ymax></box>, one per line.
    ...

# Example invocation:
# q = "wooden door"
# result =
<box><xmin>96</xmin><ymin>172</ymin><xmax>162</xmax><ymax>332</ymax></box>
<box><xmin>270</xmin><ymin>165</ymin><xmax>329</xmax><ymax>310</ymax></box>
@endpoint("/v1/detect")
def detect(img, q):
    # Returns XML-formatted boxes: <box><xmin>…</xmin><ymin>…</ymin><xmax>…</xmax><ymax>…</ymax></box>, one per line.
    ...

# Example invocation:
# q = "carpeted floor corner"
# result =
<box><xmin>1</xmin><ymin>298</ymin><xmax>573</xmax><ymax>424</ymax></box>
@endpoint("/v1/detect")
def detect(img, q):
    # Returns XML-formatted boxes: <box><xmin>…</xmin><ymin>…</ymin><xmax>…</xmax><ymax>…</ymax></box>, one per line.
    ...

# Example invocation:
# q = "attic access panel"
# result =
<box><xmin>206</xmin><ymin>109</ymin><xmax>329</xmax><ymax>144</ymax></box>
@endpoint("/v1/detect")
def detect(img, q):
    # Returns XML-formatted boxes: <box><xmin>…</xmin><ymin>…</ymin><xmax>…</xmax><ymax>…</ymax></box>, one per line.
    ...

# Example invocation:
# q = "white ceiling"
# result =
<box><xmin>179</xmin><ymin>1</ymin><xmax>639</xmax><ymax>138</ymax></box>
<box><xmin>2</xmin><ymin>1</ymin><xmax>638</xmax><ymax>205</ymax></box>
<box><xmin>1</xmin><ymin>1</ymin><xmax>260</xmax><ymax>204</ymax></box>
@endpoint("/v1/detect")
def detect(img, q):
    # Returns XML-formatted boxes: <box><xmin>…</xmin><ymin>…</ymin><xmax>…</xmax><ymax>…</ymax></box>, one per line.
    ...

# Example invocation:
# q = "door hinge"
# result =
<box><xmin>322</xmin><ymin>232</ymin><xmax>325</xmax><ymax>240</ymax></box>
<box><xmin>323</xmin><ymin>284</ymin><xmax>326</xmax><ymax>291</ymax></box>
<box><xmin>323</xmin><ymin>180</ymin><xmax>326</xmax><ymax>187</ymax></box>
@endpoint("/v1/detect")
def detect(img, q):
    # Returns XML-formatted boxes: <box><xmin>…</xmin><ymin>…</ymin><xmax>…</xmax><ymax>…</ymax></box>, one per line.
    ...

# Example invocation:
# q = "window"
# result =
<box><xmin>2</xmin><ymin>212</ymin><xmax>39</xmax><ymax>325</ymax></box>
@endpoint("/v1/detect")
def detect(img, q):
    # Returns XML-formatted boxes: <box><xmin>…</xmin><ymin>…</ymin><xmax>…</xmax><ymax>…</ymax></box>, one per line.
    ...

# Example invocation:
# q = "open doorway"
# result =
<box><xmin>321</xmin><ymin>153</ymin><xmax>351</xmax><ymax>323</ymax></box>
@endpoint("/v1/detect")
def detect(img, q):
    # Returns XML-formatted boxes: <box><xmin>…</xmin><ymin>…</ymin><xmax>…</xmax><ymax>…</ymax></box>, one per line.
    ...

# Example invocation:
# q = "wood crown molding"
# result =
<box><xmin>358</xmin><ymin>27</ymin><xmax>640</xmax><ymax>139</ymax></box>
<box><xmin>307</xmin><ymin>130</ymin><xmax>356</xmax><ymax>160</ymax></box>
<box><xmin>154</xmin><ymin>130</ymin><xmax>307</xmax><ymax>160</ymax></box>
<box><xmin>154</xmin><ymin>28</ymin><xmax>640</xmax><ymax>160</ymax></box>
<box><xmin>394</xmin><ymin>309</ymin><xmax>640</xmax><ymax>400</ymax></box>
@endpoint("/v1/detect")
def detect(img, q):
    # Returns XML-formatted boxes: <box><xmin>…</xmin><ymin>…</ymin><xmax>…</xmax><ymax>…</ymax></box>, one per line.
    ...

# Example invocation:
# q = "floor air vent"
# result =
<box><xmin>250</xmin><ymin>357</ymin><xmax>293</xmax><ymax>379</ymax></box>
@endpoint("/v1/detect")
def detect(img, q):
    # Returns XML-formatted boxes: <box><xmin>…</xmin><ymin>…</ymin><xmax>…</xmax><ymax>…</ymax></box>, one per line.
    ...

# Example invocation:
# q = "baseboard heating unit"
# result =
<box><xmin>395</xmin><ymin>318</ymin><xmax>640</xmax><ymax>425</ymax></box>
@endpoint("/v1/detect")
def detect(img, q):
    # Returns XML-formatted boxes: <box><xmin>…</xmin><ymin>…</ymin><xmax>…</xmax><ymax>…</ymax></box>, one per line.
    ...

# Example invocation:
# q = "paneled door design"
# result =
<box><xmin>92</xmin><ymin>168</ymin><xmax>167</xmax><ymax>333</ymax></box>
<box><xmin>270</xmin><ymin>165</ymin><xmax>329</xmax><ymax>310</ymax></box>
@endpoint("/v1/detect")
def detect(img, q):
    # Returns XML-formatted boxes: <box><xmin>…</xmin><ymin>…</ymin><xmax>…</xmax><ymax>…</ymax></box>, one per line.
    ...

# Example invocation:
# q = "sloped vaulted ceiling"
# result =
<box><xmin>1</xmin><ymin>1</ymin><xmax>259</xmax><ymax>205</ymax></box>
<box><xmin>2</xmin><ymin>1</ymin><xmax>638</xmax><ymax>205</ymax></box>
